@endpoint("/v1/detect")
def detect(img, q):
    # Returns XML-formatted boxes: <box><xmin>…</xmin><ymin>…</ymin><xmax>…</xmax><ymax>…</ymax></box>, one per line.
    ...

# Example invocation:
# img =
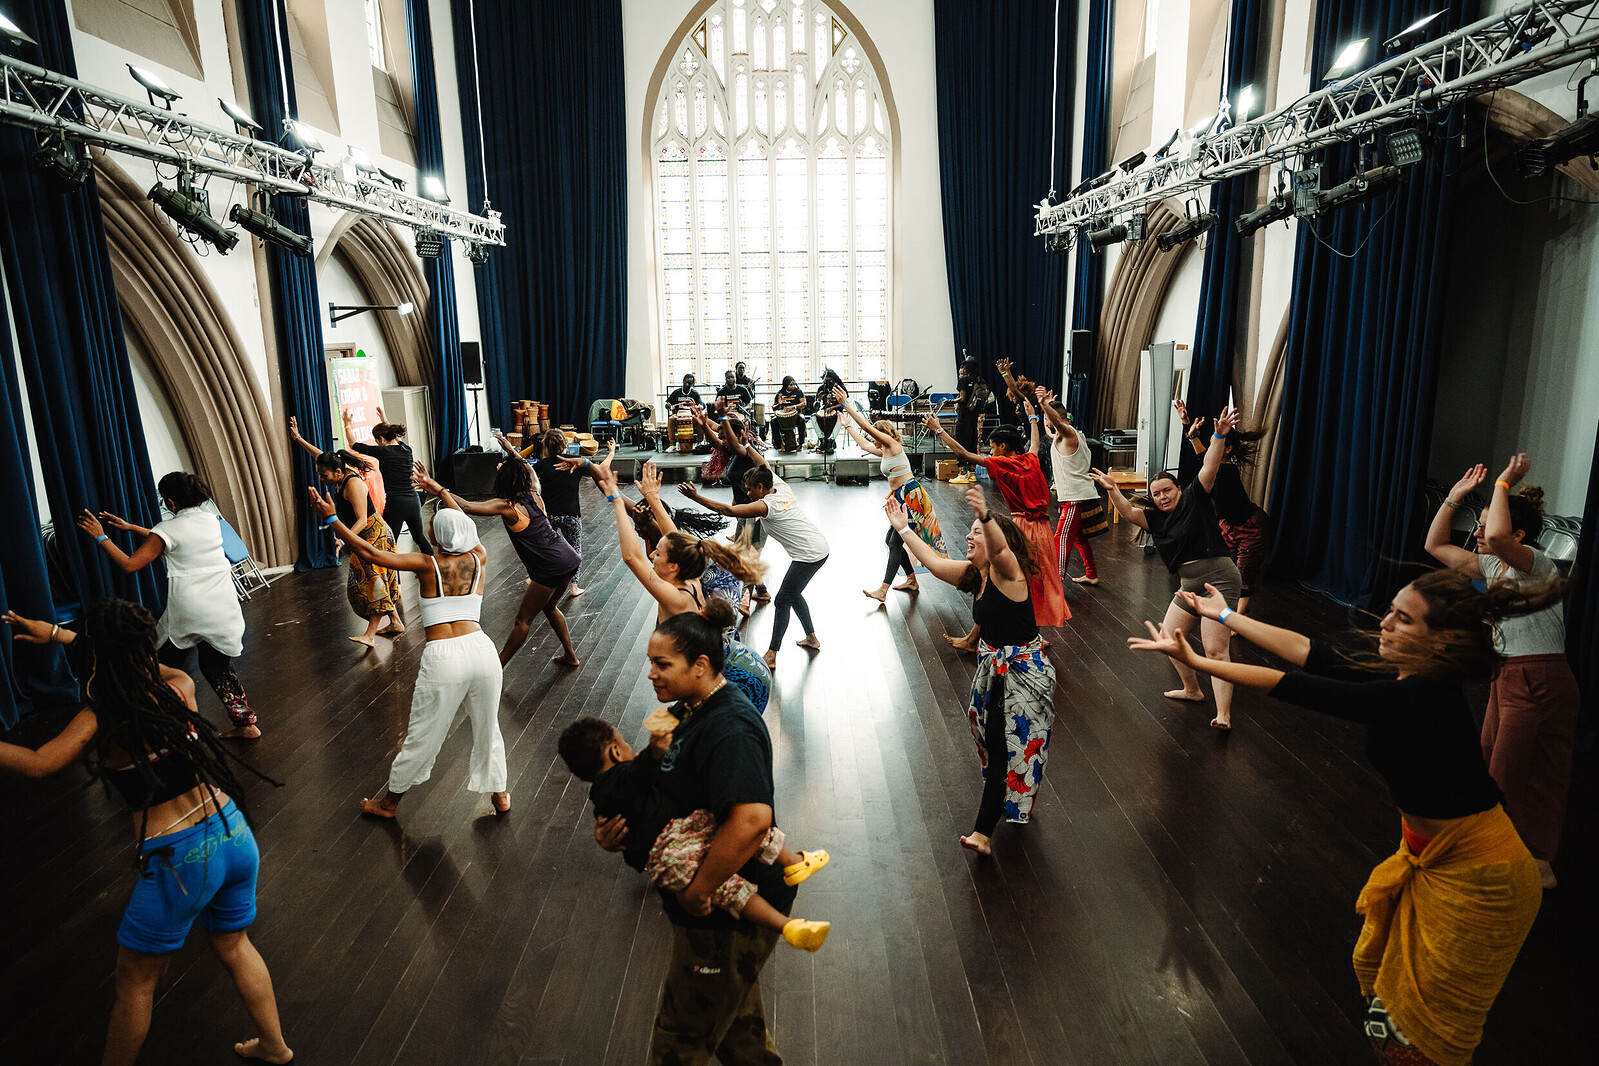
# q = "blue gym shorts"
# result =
<box><xmin>117</xmin><ymin>800</ymin><xmax>259</xmax><ymax>954</ymax></box>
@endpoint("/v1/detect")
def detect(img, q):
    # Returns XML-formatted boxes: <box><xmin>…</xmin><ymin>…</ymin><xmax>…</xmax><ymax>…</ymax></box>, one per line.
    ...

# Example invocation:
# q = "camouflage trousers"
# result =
<box><xmin>649</xmin><ymin>923</ymin><xmax>783</xmax><ymax>1065</ymax></box>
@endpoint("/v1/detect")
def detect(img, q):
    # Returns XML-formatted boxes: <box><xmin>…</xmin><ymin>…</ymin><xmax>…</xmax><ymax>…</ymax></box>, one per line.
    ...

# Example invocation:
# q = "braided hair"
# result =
<box><xmin>628</xmin><ymin>499</ymin><xmax>729</xmax><ymax>551</ymax></box>
<box><xmin>492</xmin><ymin>454</ymin><xmax>535</xmax><ymax>500</ymax></box>
<box><xmin>84</xmin><ymin>600</ymin><xmax>280</xmax><ymax>853</ymax></box>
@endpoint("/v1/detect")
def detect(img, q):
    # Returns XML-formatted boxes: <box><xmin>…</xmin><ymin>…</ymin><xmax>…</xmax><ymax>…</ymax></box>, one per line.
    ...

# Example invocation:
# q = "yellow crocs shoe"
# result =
<box><xmin>783</xmin><ymin>849</ymin><xmax>831</xmax><ymax>886</ymax></box>
<box><xmin>782</xmin><ymin>919</ymin><xmax>831</xmax><ymax>952</ymax></box>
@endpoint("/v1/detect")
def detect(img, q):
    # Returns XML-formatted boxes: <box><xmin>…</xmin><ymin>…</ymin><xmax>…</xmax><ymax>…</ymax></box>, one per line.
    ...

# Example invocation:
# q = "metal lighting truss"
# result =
<box><xmin>0</xmin><ymin>53</ymin><xmax>505</xmax><ymax>248</ymax></box>
<box><xmin>1036</xmin><ymin>0</ymin><xmax>1599</xmax><ymax>241</ymax></box>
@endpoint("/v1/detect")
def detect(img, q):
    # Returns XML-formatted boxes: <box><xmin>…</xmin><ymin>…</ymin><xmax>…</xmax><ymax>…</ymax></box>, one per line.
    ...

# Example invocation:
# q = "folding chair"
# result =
<box><xmin>218</xmin><ymin>516</ymin><xmax>270</xmax><ymax>600</ymax></box>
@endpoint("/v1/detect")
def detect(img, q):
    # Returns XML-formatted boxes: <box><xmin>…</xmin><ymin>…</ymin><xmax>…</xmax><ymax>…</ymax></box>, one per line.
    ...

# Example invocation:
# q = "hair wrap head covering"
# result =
<box><xmin>432</xmin><ymin>509</ymin><xmax>480</xmax><ymax>554</ymax></box>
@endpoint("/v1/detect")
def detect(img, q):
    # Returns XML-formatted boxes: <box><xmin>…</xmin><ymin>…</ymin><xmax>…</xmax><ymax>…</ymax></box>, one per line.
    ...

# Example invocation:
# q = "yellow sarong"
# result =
<box><xmin>1354</xmin><ymin>804</ymin><xmax>1541</xmax><ymax>1066</ymax></box>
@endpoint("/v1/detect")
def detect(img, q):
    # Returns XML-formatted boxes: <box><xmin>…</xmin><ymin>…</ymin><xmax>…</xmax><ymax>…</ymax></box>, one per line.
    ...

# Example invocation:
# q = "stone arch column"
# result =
<box><xmin>318</xmin><ymin>215</ymin><xmax>434</xmax><ymax>388</ymax></box>
<box><xmin>94</xmin><ymin>154</ymin><xmax>296</xmax><ymax>567</ymax></box>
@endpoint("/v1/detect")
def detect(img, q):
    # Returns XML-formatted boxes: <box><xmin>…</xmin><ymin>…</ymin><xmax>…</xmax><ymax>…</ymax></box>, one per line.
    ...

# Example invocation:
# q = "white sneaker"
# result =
<box><xmin>949</xmin><ymin>472</ymin><xmax>976</xmax><ymax>485</ymax></box>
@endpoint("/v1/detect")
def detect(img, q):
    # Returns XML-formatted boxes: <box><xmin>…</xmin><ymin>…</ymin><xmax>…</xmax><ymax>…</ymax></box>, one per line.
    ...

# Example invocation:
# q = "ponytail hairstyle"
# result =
<box><xmin>655</xmin><ymin>610</ymin><xmax>726</xmax><ymax>674</ymax></box>
<box><xmin>372</xmin><ymin>422</ymin><xmax>407</xmax><ymax>444</ymax></box>
<box><xmin>541</xmin><ymin>428</ymin><xmax>569</xmax><ymax>460</ymax></box>
<box><xmin>492</xmin><ymin>453</ymin><xmax>535</xmax><ymax>500</ymax></box>
<box><xmin>700</xmin><ymin>596</ymin><xmax>738</xmax><ymax>631</ymax></box>
<box><xmin>1507</xmin><ymin>486</ymin><xmax>1547</xmax><ymax>544</ymax></box>
<box><xmin>660</xmin><ymin>531</ymin><xmax>765</xmax><ymax>584</ymax></box>
<box><xmin>83</xmin><ymin>600</ymin><xmax>280</xmax><ymax>853</ymax></box>
<box><xmin>157</xmin><ymin>471</ymin><xmax>213</xmax><ymax>511</ymax></box>
<box><xmin>873</xmin><ymin>419</ymin><xmax>903</xmax><ymax>443</ymax></box>
<box><xmin>313</xmin><ymin>449</ymin><xmax>367</xmax><ymax>477</ymax></box>
<box><xmin>1222</xmin><ymin>426</ymin><xmax>1265</xmax><ymax>469</ymax></box>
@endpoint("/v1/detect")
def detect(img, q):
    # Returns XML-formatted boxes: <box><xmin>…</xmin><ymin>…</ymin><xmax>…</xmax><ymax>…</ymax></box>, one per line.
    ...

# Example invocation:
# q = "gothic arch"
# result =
<box><xmin>318</xmin><ymin>215</ymin><xmax>434</xmax><ymax>389</ymax></box>
<box><xmin>93</xmin><ymin>154</ymin><xmax>296</xmax><ymax>567</ymax></box>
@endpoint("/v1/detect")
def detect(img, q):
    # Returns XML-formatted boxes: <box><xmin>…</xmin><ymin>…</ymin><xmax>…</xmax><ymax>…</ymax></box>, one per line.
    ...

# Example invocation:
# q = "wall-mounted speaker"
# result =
<box><xmin>462</xmin><ymin>341</ymin><xmax>483</xmax><ymax>385</ymax></box>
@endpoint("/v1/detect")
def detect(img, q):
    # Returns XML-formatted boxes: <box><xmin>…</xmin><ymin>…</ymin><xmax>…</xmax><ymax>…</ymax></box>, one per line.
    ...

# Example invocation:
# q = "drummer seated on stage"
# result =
<box><xmin>769</xmin><ymin>376</ymin><xmax>810</xmax><ymax>453</ymax></box>
<box><xmin>714</xmin><ymin>369</ymin><xmax>754</xmax><ymax>418</ymax></box>
<box><xmin>666</xmin><ymin>374</ymin><xmax>704</xmax><ymax>449</ymax></box>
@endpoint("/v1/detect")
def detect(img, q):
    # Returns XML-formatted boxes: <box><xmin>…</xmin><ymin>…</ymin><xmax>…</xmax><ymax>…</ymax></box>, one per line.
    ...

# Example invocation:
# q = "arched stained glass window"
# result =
<box><xmin>650</xmin><ymin>0</ymin><xmax>893</xmax><ymax>388</ymax></box>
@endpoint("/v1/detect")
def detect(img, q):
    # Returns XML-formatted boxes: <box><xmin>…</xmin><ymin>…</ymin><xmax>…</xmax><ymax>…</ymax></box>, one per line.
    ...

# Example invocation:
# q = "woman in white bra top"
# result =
<box><xmin>831</xmin><ymin>386</ymin><xmax>951</xmax><ymax>602</ymax></box>
<box><xmin>310</xmin><ymin>489</ymin><xmax>510</xmax><ymax>819</ymax></box>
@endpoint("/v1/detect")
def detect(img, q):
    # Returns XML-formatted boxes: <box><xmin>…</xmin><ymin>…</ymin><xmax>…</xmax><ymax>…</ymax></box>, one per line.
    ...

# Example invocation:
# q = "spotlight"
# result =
<box><xmin>1324</xmin><ymin>38</ymin><xmax>1368</xmax><ymax>81</ymax></box>
<box><xmin>32</xmin><ymin>139</ymin><xmax>92</xmax><ymax>190</ymax></box>
<box><xmin>1</xmin><ymin>12</ymin><xmax>37</xmax><ymax>49</ymax></box>
<box><xmin>464</xmin><ymin>243</ymin><xmax>490</xmax><ymax>267</ymax></box>
<box><xmin>1235</xmin><ymin>84</ymin><xmax>1256</xmax><ymax>124</ymax></box>
<box><xmin>128</xmin><ymin>64</ymin><xmax>180</xmax><ymax>109</ymax></box>
<box><xmin>1156</xmin><ymin>211</ymin><xmax>1217</xmax><ymax>253</ymax></box>
<box><xmin>345</xmin><ymin>145</ymin><xmax>378</xmax><ymax>173</ymax></box>
<box><xmin>398</xmin><ymin>301</ymin><xmax>414</xmax><ymax>315</ymax></box>
<box><xmin>228</xmin><ymin>201</ymin><xmax>313</xmax><ymax>256</ymax></box>
<box><xmin>415</xmin><ymin>229</ymin><xmax>445</xmax><ymax>258</ymax></box>
<box><xmin>422</xmin><ymin>175</ymin><xmax>449</xmax><ymax>201</ymax></box>
<box><xmin>1152</xmin><ymin>127</ymin><xmax>1181</xmax><ymax>161</ymax></box>
<box><xmin>1116</xmin><ymin>152</ymin><xmax>1146</xmax><ymax>174</ymax></box>
<box><xmin>219</xmin><ymin>99</ymin><xmax>262</xmax><ymax>135</ymax></box>
<box><xmin>1384</xmin><ymin>11</ymin><xmax>1445</xmax><ymax>52</ymax></box>
<box><xmin>1089</xmin><ymin>214</ymin><xmax>1145</xmax><ymax>249</ymax></box>
<box><xmin>1387</xmin><ymin>129</ymin><xmax>1425</xmax><ymax>167</ymax></box>
<box><xmin>377</xmin><ymin>167</ymin><xmax>407</xmax><ymax>191</ymax></box>
<box><xmin>149</xmin><ymin>181</ymin><xmax>238</xmax><ymax>253</ymax></box>
<box><xmin>1235</xmin><ymin>191</ymin><xmax>1294</xmax><ymax>237</ymax></box>
<box><xmin>1045</xmin><ymin>230</ymin><xmax>1075</xmax><ymax>254</ymax></box>
<box><xmin>1516</xmin><ymin>114</ymin><xmax>1599</xmax><ymax>178</ymax></box>
<box><xmin>1314</xmin><ymin>165</ymin><xmax>1404</xmax><ymax>214</ymax></box>
<box><xmin>283</xmin><ymin>119</ymin><xmax>323</xmax><ymax>154</ymax></box>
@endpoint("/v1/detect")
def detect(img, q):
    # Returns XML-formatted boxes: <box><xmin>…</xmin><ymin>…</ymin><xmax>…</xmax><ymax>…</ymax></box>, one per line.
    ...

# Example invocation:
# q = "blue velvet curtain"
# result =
<box><xmin>1267</xmin><ymin>0</ymin><xmax>1478</xmax><ymax>608</ymax></box>
<box><xmin>1569</xmin><ymin>427</ymin><xmax>1599</xmax><ymax>732</ymax></box>
<box><xmin>934</xmin><ymin>0</ymin><xmax>1075</xmax><ymax>403</ymax></box>
<box><xmin>0</xmin><ymin>0</ymin><xmax>163</xmax><ymax>619</ymax></box>
<box><xmin>1074</xmin><ymin>0</ymin><xmax>1113</xmax><ymax>428</ymax></box>
<box><xmin>406</xmin><ymin>0</ymin><xmax>468</xmax><ymax>469</ymax></box>
<box><xmin>447</xmin><ymin>0</ymin><xmax>627</xmax><ymax>428</ymax></box>
<box><xmin>236</xmin><ymin>0</ymin><xmax>336</xmax><ymax>568</ymax></box>
<box><xmin>1187</xmin><ymin>0</ymin><xmax>1265</xmax><ymax>423</ymax></box>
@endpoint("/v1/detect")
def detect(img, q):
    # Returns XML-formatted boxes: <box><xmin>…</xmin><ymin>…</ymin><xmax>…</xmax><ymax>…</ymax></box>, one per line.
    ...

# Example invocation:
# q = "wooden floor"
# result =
<box><xmin>1</xmin><ymin>476</ymin><xmax>1592</xmax><ymax>1065</ymax></box>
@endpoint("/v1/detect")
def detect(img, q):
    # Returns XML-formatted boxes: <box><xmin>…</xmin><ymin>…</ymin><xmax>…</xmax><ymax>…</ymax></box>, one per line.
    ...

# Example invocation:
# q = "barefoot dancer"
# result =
<box><xmin>78</xmin><ymin>472</ymin><xmax>260</xmax><ymax>738</ymax></box>
<box><xmin>1091</xmin><ymin>406</ymin><xmax>1243</xmax><ymax>729</ymax></box>
<box><xmin>506</xmin><ymin>430</ymin><xmax>614</xmax><ymax>599</ymax></box>
<box><xmin>0</xmin><ymin>601</ymin><xmax>291</xmax><ymax>1066</ymax></box>
<box><xmin>888</xmin><ymin>486</ymin><xmax>1057</xmax><ymax>855</ymax></box>
<box><xmin>310</xmin><ymin>489</ymin><xmax>510</xmax><ymax>818</ymax></box>
<box><xmin>832</xmin><ymin>386</ymin><xmax>948</xmax><ymax>602</ymax></box>
<box><xmin>348</xmin><ymin>406</ymin><xmax>432</xmax><ymax>554</ymax></box>
<box><xmin>416</xmin><ymin>458</ymin><xmax>581</xmax><ymax>667</ymax></box>
<box><xmin>1036</xmin><ymin>387</ymin><xmax>1105</xmax><ymax>587</ymax></box>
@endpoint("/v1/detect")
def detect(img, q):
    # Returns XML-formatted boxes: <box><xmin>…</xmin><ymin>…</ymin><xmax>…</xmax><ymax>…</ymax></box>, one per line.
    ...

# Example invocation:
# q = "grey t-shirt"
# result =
<box><xmin>1480</xmin><ymin>549</ymin><xmax>1565</xmax><ymax>657</ymax></box>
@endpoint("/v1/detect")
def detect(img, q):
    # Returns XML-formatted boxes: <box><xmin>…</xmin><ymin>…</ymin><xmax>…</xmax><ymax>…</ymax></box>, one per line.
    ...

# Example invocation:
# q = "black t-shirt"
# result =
<box><xmin>1145</xmin><ymin>479</ymin><xmax>1230</xmax><ymax>572</ymax></box>
<box><xmin>716</xmin><ymin>383</ymin><xmax>753</xmax><ymax>407</ymax></box>
<box><xmin>351</xmin><ymin>441</ymin><xmax>417</xmax><ymax>497</ymax></box>
<box><xmin>1271</xmin><ymin>641</ymin><xmax>1502</xmax><ymax>819</ymax></box>
<box><xmin>772</xmin><ymin>385</ymin><xmax>807</xmax><ymax>413</ymax></box>
<box><xmin>667</xmin><ymin>387</ymin><xmax>702</xmax><ymax>408</ymax></box>
<box><xmin>651</xmin><ymin>684</ymin><xmax>795</xmax><ymax>929</ymax></box>
<box><xmin>589</xmin><ymin>756</ymin><xmax>672</xmax><ymax>874</ymax></box>
<box><xmin>533</xmin><ymin>456</ymin><xmax>582</xmax><ymax>517</ymax></box>
<box><xmin>1210</xmin><ymin>463</ymin><xmax>1259</xmax><ymax>525</ymax></box>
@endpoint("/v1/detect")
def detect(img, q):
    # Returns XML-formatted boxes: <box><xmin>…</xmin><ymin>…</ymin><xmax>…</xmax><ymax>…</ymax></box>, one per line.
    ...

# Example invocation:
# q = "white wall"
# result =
<box><xmin>125</xmin><ymin>330</ymin><xmax>195</xmax><ymax>484</ymax></box>
<box><xmin>320</xmin><ymin>255</ymin><xmax>402</xmax><ymax>396</ymax></box>
<box><xmin>619</xmin><ymin>0</ymin><xmax>957</xmax><ymax>405</ymax></box>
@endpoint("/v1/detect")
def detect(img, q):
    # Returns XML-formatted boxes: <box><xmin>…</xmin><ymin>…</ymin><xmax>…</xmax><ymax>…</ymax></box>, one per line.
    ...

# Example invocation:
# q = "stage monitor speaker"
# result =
<box><xmin>462</xmin><ymin>341</ymin><xmax>483</xmax><ymax>385</ymax></box>
<box><xmin>450</xmin><ymin>448</ymin><xmax>500</xmax><ymax>495</ymax></box>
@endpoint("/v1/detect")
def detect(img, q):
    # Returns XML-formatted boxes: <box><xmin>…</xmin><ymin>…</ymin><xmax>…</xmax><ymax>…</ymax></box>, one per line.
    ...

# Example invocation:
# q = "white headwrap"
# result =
<box><xmin>432</xmin><ymin>508</ymin><xmax>480</xmax><ymax>554</ymax></box>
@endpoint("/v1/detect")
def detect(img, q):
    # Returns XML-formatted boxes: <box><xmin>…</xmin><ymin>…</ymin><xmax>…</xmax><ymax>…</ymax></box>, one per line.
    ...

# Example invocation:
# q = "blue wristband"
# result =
<box><xmin>324</xmin><ymin>515</ymin><xmax>338</xmax><ymax>526</ymax></box>
<box><xmin>1029</xmin><ymin>415</ymin><xmax>1040</xmax><ymax>421</ymax></box>
<box><xmin>1213</xmin><ymin>432</ymin><xmax>1228</xmax><ymax>440</ymax></box>
<box><xmin>95</xmin><ymin>534</ymin><xmax>108</xmax><ymax>543</ymax></box>
<box><xmin>1217</xmin><ymin>607</ymin><xmax>1233</xmax><ymax>624</ymax></box>
<box><xmin>582</xmin><ymin>458</ymin><xmax>590</xmax><ymax>467</ymax></box>
<box><xmin>606</xmin><ymin>493</ymin><xmax>619</xmax><ymax>503</ymax></box>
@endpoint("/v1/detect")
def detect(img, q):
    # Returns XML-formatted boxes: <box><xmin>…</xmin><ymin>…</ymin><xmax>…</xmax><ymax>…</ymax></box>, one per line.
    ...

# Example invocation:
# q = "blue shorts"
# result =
<box><xmin>118</xmin><ymin>801</ymin><xmax>259</xmax><ymax>954</ymax></box>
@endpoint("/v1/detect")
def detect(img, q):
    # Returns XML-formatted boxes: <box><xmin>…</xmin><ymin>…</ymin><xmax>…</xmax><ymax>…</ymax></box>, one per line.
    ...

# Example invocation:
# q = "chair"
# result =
<box><xmin>218</xmin><ymin>516</ymin><xmax>270</xmax><ymax>601</ymax></box>
<box><xmin>587</xmin><ymin>399</ymin><xmax>624</xmax><ymax>444</ymax></box>
<box><xmin>886</xmin><ymin>394</ymin><xmax>912</xmax><ymax>409</ymax></box>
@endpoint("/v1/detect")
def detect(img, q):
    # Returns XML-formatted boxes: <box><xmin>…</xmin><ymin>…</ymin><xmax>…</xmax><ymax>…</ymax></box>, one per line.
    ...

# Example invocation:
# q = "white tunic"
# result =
<box><xmin>152</xmin><ymin>508</ymin><xmax>246</xmax><ymax>657</ymax></box>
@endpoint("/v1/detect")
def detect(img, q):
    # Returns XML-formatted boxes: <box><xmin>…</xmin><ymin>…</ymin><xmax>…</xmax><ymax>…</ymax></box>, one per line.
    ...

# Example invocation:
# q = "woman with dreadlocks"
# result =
<box><xmin>0</xmin><ymin>600</ymin><xmax>291</xmax><ymax>1066</ymax></box>
<box><xmin>1128</xmin><ymin>569</ymin><xmax>1562</xmax><ymax>1066</ymax></box>
<box><xmin>77</xmin><ymin>471</ymin><xmax>259</xmax><ymax>738</ymax></box>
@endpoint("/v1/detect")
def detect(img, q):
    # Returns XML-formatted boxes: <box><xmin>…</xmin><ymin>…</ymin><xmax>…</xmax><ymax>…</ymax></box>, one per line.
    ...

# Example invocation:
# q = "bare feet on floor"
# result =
<box><xmin>491</xmin><ymin>791</ymin><xmax>511</xmax><ymax>814</ymax></box>
<box><xmin>234</xmin><ymin>1037</ymin><xmax>293</xmax><ymax>1063</ymax></box>
<box><xmin>1164</xmin><ymin>688</ymin><xmax>1206</xmax><ymax>702</ymax></box>
<box><xmin>893</xmin><ymin>579</ymin><xmax>919</xmax><ymax>592</ymax></box>
<box><xmin>1209</xmin><ymin>716</ymin><xmax>1232</xmax><ymax>731</ymax></box>
<box><xmin>359</xmin><ymin>797</ymin><xmax>398</xmax><ymax>818</ymax></box>
<box><xmin>945</xmin><ymin>635</ymin><xmax>978</xmax><ymax>653</ymax></box>
<box><xmin>222</xmin><ymin>725</ymin><xmax>262</xmax><ymax>739</ymax></box>
<box><xmin>349</xmin><ymin>634</ymin><xmax>376</xmax><ymax>648</ymax></box>
<box><xmin>1071</xmin><ymin>575</ymin><xmax>1099</xmax><ymax>585</ymax></box>
<box><xmin>377</xmin><ymin>623</ymin><xmax>406</xmax><ymax>636</ymax></box>
<box><xmin>567</xmin><ymin>584</ymin><xmax>585</xmax><ymax>598</ymax></box>
<box><xmin>553</xmin><ymin>653</ymin><xmax>581</xmax><ymax>667</ymax></box>
<box><xmin>763</xmin><ymin>650</ymin><xmax>778</xmax><ymax>670</ymax></box>
<box><xmin>863</xmin><ymin>586</ymin><xmax>888</xmax><ymax>602</ymax></box>
<box><xmin>959</xmin><ymin>833</ymin><xmax>992</xmax><ymax>856</ymax></box>
<box><xmin>795</xmin><ymin>635</ymin><xmax>821</xmax><ymax>652</ymax></box>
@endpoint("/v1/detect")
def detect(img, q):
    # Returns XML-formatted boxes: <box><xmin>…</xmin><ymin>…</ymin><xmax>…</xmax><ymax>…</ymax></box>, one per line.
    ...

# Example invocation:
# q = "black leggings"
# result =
<box><xmin>883</xmin><ymin>525</ymin><xmax>915</xmax><ymax>584</ymax></box>
<box><xmin>768</xmin><ymin>556</ymin><xmax>827</xmax><ymax>650</ymax></box>
<box><xmin>973</xmin><ymin>673</ymin><xmax>1011</xmax><ymax>837</ymax></box>
<box><xmin>159</xmin><ymin>640</ymin><xmax>255</xmax><ymax>728</ymax></box>
<box><xmin>383</xmin><ymin>493</ymin><xmax>432</xmax><ymax>554</ymax></box>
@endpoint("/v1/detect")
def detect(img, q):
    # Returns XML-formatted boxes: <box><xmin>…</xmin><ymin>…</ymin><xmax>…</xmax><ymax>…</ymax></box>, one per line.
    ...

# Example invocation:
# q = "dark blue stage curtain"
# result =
<box><xmin>1074</xmin><ymin>0</ymin><xmax>1113</xmax><ymax>428</ymax></box>
<box><xmin>0</xmin><ymin>0</ymin><xmax>163</xmax><ymax>616</ymax></box>
<box><xmin>1267</xmin><ymin>0</ymin><xmax>1478</xmax><ymax>608</ymax></box>
<box><xmin>448</xmin><ymin>0</ymin><xmax>627</xmax><ymax>428</ymax></box>
<box><xmin>1569</xmin><ymin>428</ymin><xmax>1599</xmax><ymax>732</ymax></box>
<box><xmin>407</xmin><ymin>0</ymin><xmax>468</xmax><ymax>468</ymax></box>
<box><xmin>236</xmin><ymin>0</ymin><xmax>335</xmax><ymax>568</ymax></box>
<box><xmin>1187</xmin><ymin>0</ymin><xmax>1265</xmax><ymax>424</ymax></box>
<box><xmin>934</xmin><ymin>0</ymin><xmax>1074</xmax><ymax>403</ymax></box>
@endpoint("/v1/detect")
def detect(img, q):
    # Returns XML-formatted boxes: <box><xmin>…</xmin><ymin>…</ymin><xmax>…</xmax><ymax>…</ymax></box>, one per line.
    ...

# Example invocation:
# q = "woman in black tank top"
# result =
<box><xmin>886</xmin><ymin>485</ymin><xmax>1059</xmax><ymax>856</ymax></box>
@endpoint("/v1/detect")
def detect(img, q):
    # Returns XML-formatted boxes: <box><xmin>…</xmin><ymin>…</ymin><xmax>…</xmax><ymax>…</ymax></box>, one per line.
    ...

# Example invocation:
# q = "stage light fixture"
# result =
<box><xmin>149</xmin><ymin>181</ymin><xmax>238</xmax><ymax>253</ymax></box>
<box><xmin>1315</xmin><ymin>165</ymin><xmax>1404</xmax><ymax>214</ymax></box>
<box><xmin>1151</xmin><ymin>127</ymin><xmax>1181</xmax><ymax>161</ymax></box>
<box><xmin>1069</xmin><ymin>169</ymin><xmax>1117</xmax><ymax>197</ymax></box>
<box><xmin>377</xmin><ymin>167</ymin><xmax>407</xmax><ymax>191</ymax></box>
<box><xmin>228</xmin><ymin>200</ymin><xmax>313</xmax><ymax>257</ymax></box>
<box><xmin>1045</xmin><ymin>230</ymin><xmax>1075</xmax><ymax>255</ymax></box>
<box><xmin>415</xmin><ymin>229</ymin><xmax>445</xmax><ymax>258</ymax></box>
<box><xmin>464</xmin><ymin>242</ymin><xmax>490</xmax><ymax>267</ymax></box>
<box><xmin>1236</xmin><ymin>84</ymin><xmax>1256</xmax><ymax>124</ymax></box>
<box><xmin>1384</xmin><ymin>11</ymin><xmax>1445</xmax><ymax>52</ymax></box>
<box><xmin>1387</xmin><ymin>128</ymin><xmax>1425</xmax><ymax>167</ymax></box>
<box><xmin>31</xmin><ymin>138</ymin><xmax>92</xmax><ymax>189</ymax></box>
<box><xmin>1235</xmin><ymin>191</ymin><xmax>1294</xmax><ymax>237</ymax></box>
<box><xmin>1516</xmin><ymin>113</ymin><xmax>1599</xmax><ymax>178</ymax></box>
<box><xmin>1089</xmin><ymin>214</ymin><xmax>1145</xmax><ymax>249</ymax></box>
<box><xmin>422</xmin><ymin>175</ymin><xmax>449</xmax><ymax>201</ymax></box>
<box><xmin>283</xmin><ymin>119</ymin><xmax>323</xmax><ymax>154</ymax></box>
<box><xmin>345</xmin><ymin>145</ymin><xmax>378</xmax><ymax>173</ymax></box>
<box><xmin>218</xmin><ymin>98</ymin><xmax>261</xmax><ymax>135</ymax></box>
<box><xmin>1156</xmin><ymin>211</ymin><xmax>1217</xmax><ymax>253</ymax></box>
<box><xmin>1</xmin><ymin>12</ymin><xmax>37</xmax><ymax>49</ymax></box>
<box><xmin>1116</xmin><ymin>152</ymin><xmax>1146</xmax><ymax>174</ymax></box>
<box><xmin>128</xmin><ymin>64</ymin><xmax>180</xmax><ymax>109</ymax></box>
<box><xmin>1325</xmin><ymin>38</ymin><xmax>1368</xmax><ymax>81</ymax></box>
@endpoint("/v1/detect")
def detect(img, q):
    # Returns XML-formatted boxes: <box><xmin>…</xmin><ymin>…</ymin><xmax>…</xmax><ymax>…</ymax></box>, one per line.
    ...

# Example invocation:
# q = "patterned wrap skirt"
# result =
<box><xmin>967</xmin><ymin>637</ymin><xmax>1056</xmax><ymax>823</ymax></box>
<box><xmin>347</xmin><ymin>514</ymin><xmax>401</xmax><ymax>619</ymax></box>
<box><xmin>889</xmin><ymin>479</ymin><xmax>948</xmax><ymax>557</ymax></box>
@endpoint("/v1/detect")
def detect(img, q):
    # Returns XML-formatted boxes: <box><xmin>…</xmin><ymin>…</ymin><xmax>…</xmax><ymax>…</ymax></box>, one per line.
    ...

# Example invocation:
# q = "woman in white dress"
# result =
<box><xmin>77</xmin><ymin>472</ymin><xmax>257</xmax><ymax>738</ymax></box>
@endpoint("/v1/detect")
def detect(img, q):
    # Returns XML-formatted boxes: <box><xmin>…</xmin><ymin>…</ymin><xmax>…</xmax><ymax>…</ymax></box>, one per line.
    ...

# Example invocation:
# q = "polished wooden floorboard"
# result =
<box><xmin>1</xmin><ymin>476</ymin><xmax>1592</xmax><ymax>1064</ymax></box>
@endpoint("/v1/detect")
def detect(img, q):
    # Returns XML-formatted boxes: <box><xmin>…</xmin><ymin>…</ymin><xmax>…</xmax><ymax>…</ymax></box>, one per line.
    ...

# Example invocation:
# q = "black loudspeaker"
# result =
<box><xmin>450</xmin><ymin>449</ymin><xmax>501</xmax><ymax>495</ymax></box>
<box><xmin>461</xmin><ymin>341</ymin><xmax>483</xmax><ymax>385</ymax></box>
